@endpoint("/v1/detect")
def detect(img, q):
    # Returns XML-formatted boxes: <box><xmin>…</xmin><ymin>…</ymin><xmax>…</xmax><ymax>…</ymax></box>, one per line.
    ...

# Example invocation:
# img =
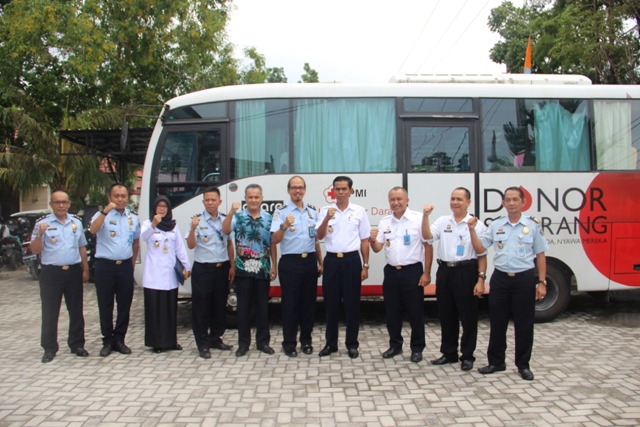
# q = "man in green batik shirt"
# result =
<box><xmin>222</xmin><ymin>184</ymin><xmax>277</xmax><ymax>357</ymax></box>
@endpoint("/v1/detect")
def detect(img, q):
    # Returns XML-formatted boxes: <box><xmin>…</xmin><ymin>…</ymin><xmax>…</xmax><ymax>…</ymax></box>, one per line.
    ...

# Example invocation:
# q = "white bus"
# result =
<box><xmin>136</xmin><ymin>75</ymin><xmax>640</xmax><ymax>322</ymax></box>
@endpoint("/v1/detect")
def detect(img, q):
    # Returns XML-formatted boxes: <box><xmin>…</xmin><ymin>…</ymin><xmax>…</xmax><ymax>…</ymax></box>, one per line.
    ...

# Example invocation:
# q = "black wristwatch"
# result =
<box><xmin>100</xmin><ymin>210</ymin><xmax>108</xmax><ymax>216</ymax></box>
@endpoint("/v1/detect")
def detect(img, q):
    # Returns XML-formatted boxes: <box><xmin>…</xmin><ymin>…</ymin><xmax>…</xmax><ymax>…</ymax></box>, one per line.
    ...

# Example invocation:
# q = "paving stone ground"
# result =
<box><xmin>1</xmin><ymin>267</ymin><xmax>640</xmax><ymax>427</ymax></box>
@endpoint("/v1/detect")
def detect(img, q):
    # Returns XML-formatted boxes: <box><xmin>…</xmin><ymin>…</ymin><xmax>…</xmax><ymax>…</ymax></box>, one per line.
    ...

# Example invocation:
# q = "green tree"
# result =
<box><xmin>267</xmin><ymin>67</ymin><xmax>288</xmax><ymax>83</ymax></box>
<box><xmin>0</xmin><ymin>0</ymin><xmax>239</xmax><ymax>205</ymax></box>
<box><xmin>488</xmin><ymin>0</ymin><xmax>640</xmax><ymax>84</ymax></box>
<box><xmin>240</xmin><ymin>47</ymin><xmax>268</xmax><ymax>84</ymax></box>
<box><xmin>300</xmin><ymin>63</ymin><xmax>319</xmax><ymax>83</ymax></box>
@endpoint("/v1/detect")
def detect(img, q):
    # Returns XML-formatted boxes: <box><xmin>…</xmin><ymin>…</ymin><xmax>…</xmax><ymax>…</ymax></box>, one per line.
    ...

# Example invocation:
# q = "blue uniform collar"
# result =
<box><xmin>285</xmin><ymin>201</ymin><xmax>309</xmax><ymax>212</ymax></box>
<box><xmin>203</xmin><ymin>210</ymin><xmax>223</xmax><ymax>222</ymax></box>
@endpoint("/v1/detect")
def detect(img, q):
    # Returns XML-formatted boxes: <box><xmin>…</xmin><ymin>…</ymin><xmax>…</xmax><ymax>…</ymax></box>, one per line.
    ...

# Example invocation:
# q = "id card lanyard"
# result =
<box><xmin>456</xmin><ymin>235</ymin><xmax>465</xmax><ymax>256</ymax></box>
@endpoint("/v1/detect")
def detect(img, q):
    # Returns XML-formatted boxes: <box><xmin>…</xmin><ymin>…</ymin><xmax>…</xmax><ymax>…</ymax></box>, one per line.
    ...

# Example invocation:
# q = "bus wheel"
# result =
<box><xmin>534</xmin><ymin>263</ymin><xmax>570</xmax><ymax>323</ymax></box>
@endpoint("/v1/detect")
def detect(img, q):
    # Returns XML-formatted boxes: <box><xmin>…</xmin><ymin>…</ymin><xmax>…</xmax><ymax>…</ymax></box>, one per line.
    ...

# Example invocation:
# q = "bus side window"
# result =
<box><xmin>594</xmin><ymin>100</ymin><xmax>640</xmax><ymax>170</ymax></box>
<box><xmin>482</xmin><ymin>98</ymin><xmax>591</xmax><ymax>172</ymax></box>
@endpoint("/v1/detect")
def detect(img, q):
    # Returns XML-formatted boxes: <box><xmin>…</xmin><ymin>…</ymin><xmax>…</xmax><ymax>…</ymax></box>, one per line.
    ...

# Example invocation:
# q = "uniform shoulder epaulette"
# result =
<box><xmin>71</xmin><ymin>214</ymin><xmax>82</xmax><ymax>221</ymax></box>
<box><xmin>220</xmin><ymin>212</ymin><xmax>226</xmax><ymax>217</ymax></box>
<box><xmin>130</xmin><ymin>210</ymin><xmax>138</xmax><ymax>215</ymax></box>
<box><xmin>307</xmin><ymin>204</ymin><xmax>317</xmax><ymax>210</ymax></box>
<box><xmin>36</xmin><ymin>214</ymin><xmax>48</xmax><ymax>222</ymax></box>
<box><xmin>529</xmin><ymin>216</ymin><xmax>540</xmax><ymax>224</ymax></box>
<box><xmin>191</xmin><ymin>213</ymin><xmax>202</xmax><ymax>218</ymax></box>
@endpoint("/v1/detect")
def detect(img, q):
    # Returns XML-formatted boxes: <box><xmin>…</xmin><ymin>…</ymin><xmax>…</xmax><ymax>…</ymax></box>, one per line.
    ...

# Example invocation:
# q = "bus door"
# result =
<box><xmin>403</xmin><ymin>120</ymin><xmax>479</xmax><ymax>291</ymax></box>
<box><xmin>152</xmin><ymin>123</ymin><xmax>228</xmax><ymax>210</ymax></box>
<box><xmin>404</xmin><ymin>120</ymin><xmax>478</xmax><ymax>208</ymax></box>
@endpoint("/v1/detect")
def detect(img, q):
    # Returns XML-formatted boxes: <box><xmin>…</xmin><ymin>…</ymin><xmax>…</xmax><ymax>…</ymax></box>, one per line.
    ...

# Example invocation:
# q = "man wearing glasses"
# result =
<box><xmin>31</xmin><ymin>190</ymin><xmax>90</xmax><ymax>363</ymax></box>
<box><xmin>270</xmin><ymin>176</ymin><xmax>323</xmax><ymax>357</ymax></box>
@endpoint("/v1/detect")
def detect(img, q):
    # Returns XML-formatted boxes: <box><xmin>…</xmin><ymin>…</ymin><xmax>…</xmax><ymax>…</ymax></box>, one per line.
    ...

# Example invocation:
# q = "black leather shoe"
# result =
<box><xmin>348</xmin><ymin>348</ymin><xmax>359</xmax><ymax>359</ymax></box>
<box><xmin>519</xmin><ymin>368</ymin><xmax>535</xmax><ymax>381</ymax></box>
<box><xmin>199</xmin><ymin>348</ymin><xmax>211</xmax><ymax>359</ymax></box>
<box><xmin>235</xmin><ymin>347</ymin><xmax>248</xmax><ymax>357</ymax></box>
<box><xmin>258</xmin><ymin>345</ymin><xmax>275</xmax><ymax>355</ymax></box>
<box><xmin>211</xmin><ymin>341</ymin><xmax>233</xmax><ymax>351</ymax></box>
<box><xmin>173</xmin><ymin>344</ymin><xmax>183</xmax><ymax>351</ymax></box>
<box><xmin>153</xmin><ymin>348</ymin><xmax>163</xmax><ymax>354</ymax></box>
<box><xmin>112</xmin><ymin>341</ymin><xmax>131</xmax><ymax>355</ymax></box>
<box><xmin>318</xmin><ymin>345</ymin><xmax>337</xmax><ymax>357</ymax></box>
<box><xmin>478</xmin><ymin>363</ymin><xmax>507</xmax><ymax>374</ymax></box>
<box><xmin>284</xmin><ymin>348</ymin><xmax>298</xmax><ymax>357</ymax></box>
<box><xmin>71</xmin><ymin>348</ymin><xmax>89</xmax><ymax>357</ymax></box>
<box><xmin>302</xmin><ymin>345</ymin><xmax>313</xmax><ymax>355</ymax></box>
<box><xmin>382</xmin><ymin>347</ymin><xmax>403</xmax><ymax>359</ymax></box>
<box><xmin>99</xmin><ymin>345</ymin><xmax>112</xmax><ymax>357</ymax></box>
<box><xmin>41</xmin><ymin>352</ymin><xmax>55</xmax><ymax>363</ymax></box>
<box><xmin>430</xmin><ymin>355</ymin><xmax>458</xmax><ymax>365</ymax></box>
<box><xmin>410</xmin><ymin>352</ymin><xmax>423</xmax><ymax>363</ymax></box>
<box><xmin>461</xmin><ymin>360</ymin><xmax>474</xmax><ymax>371</ymax></box>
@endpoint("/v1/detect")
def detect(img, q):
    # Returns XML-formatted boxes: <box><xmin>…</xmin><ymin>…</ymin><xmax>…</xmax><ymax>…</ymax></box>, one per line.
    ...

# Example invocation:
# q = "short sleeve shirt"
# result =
<box><xmin>375</xmin><ymin>209</ymin><xmax>426</xmax><ymax>266</ymax></box>
<box><xmin>270</xmin><ymin>202</ymin><xmax>318</xmax><ymax>255</ymax></box>
<box><xmin>231</xmin><ymin>209</ymin><xmax>273</xmax><ymax>279</ymax></box>
<box><xmin>185</xmin><ymin>211</ymin><xmax>231</xmax><ymax>263</ymax></box>
<box><xmin>428</xmin><ymin>213</ymin><xmax>487</xmax><ymax>262</ymax></box>
<box><xmin>316</xmin><ymin>202</ymin><xmax>370</xmax><ymax>253</ymax></box>
<box><xmin>479</xmin><ymin>215</ymin><xmax>549</xmax><ymax>273</ymax></box>
<box><xmin>33</xmin><ymin>213</ymin><xmax>87</xmax><ymax>266</ymax></box>
<box><xmin>91</xmin><ymin>208</ymin><xmax>141</xmax><ymax>260</ymax></box>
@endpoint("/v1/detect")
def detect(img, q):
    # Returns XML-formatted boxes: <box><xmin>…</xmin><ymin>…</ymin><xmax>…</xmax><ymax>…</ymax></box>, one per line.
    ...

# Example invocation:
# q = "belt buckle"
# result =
<box><xmin>447</xmin><ymin>262</ymin><xmax>456</xmax><ymax>267</ymax></box>
<box><xmin>62</xmin><ymin>265</ymin><xmax>69</xmax><ymax>270</ymax></box>
<box><xmin>116</xmin><ymin>260</ymin><xmax>123</xmax><ymax>265</ymax></box>
<box><xmin>508</xmin><ymin>272</ymin><xmax>516</xmax><ymax>277</ymax></box>
<box><xmin>216</xmin><ymin>263</ymin><xmax>222</xmax><ymax>267</ymax></box>
<box><xmin>337</xmin><ymin>253</ymin><xmax>344</xmax><ymax>258</ymax></box>
<box><xmin>301</xmin><ymin>253</ymin><xmax>308</xmax><ymax>258</ymax></box>
<box><xmin>395</xmin><ymin>266</ymin><xmax>402</xmax><ymax>270</ymax></box>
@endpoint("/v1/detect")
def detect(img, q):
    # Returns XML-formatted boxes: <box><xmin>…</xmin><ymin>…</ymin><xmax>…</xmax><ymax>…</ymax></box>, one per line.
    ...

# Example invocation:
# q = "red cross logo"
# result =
<box><xmin>323</xmin><ymin>186</ymin><xmax>335</xmax><ymax>203</ymax></box>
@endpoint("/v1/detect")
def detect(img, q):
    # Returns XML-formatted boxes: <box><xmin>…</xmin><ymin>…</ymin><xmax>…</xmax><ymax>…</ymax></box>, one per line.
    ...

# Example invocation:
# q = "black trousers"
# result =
<box><xmin>435</xmin><ymin>262</ymin><xmax>479</xmax><ymax>361</ymax></box>
<box><xmin>191</xmin><ymin>261</ymin><xmax>230</xmax><ymax>350</ymax></box>
<box><xmin>383</xmin><ymin>263</ymin><xmax>425</xmax><ymax>353</ymax></box>
<box><xmin>40</xmin><ymin>264</ymin><xmax>85</xmax><ymax>353</ymax></box>
<box><xmin>487</xmin><ymin>268</ymin><xmax>536</xmax><ymax>370</ymax></box>
<box><xmin>235</xmin><ymin>275</ymin><xmax>270</xmax><ymax>349</ymax></box>
<box><xmin>279</xmin><ymin>254</ymin><xmax>318</xmax><ymax>350</ymax></box>
<box><xmin>94</xmin><ymin>259</ymin><xmax>134</xmax><ymax>346</ymax></box>
<box><xmin>322</xmin><ymin>252</ymin><xmax>361</xmax><ymax>350</ymax></box>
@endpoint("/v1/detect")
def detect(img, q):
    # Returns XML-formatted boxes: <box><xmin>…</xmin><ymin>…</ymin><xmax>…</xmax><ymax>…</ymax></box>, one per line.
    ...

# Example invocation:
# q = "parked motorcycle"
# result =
<box><xmin>0</xmin><ymin>218</ymin><xmax>24</xmax><ymax>271</ymax></box>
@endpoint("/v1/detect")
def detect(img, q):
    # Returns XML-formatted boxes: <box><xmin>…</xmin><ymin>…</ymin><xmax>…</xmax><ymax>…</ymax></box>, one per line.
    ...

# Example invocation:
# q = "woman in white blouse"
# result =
<box><xmin>140</xmin><ymin>196</ymin><xmax>191</xmax><ymax>353</ymax></box>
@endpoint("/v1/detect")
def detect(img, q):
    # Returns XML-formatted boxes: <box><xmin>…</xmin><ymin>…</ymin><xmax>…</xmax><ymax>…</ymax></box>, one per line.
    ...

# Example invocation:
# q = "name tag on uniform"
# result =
<box><xmin>309</xmin><ymin>227</ymin><xmax>315</xmax><ymax>238</ymax></box>
<box><xmin>403</xmin><ymin>234</ymin><xmax>410</xmax><ymax>246</ymax></box>
<box><xmin>517</xmin><ymin>244</ymin><xmax>526</xmax><ymax>258</ymax></box>
<box><xmin>456</xmin><ymin>244</ymin><xmax>465</xmax><ymax>256</ymax></box>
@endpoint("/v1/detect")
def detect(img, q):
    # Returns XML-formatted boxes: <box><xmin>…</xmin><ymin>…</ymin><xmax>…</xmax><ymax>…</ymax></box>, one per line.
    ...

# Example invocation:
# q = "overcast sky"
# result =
<box><xmin>227</xmin><ymin>0</ymin><xmax>524</xmax><ymax>84</ymax></box>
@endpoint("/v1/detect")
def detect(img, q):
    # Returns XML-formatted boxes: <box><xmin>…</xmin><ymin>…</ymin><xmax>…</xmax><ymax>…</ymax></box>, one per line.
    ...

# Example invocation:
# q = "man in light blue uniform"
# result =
<box><xmin>270</xmin><ymin>176</ymin><xmax>323</xmax><ymax>357</ymax></box>
<box><xmin>186</xmin><ymin>187</ymin><xmax>235</xmax><ymax>359</ymax></box>
<box><xmin>468</xmin><ymin>186</ymin><xmax>548</xmax><ymax>381</ymax></box>
<box><xmin>31</xmin><ymin>190</ymin><xmax>90</xmax><ymax>363</ymax></box>
<box><xmin>89</xmin><ymin>183</ymin><xmax>141</xmax><ymax>357</ymax></box>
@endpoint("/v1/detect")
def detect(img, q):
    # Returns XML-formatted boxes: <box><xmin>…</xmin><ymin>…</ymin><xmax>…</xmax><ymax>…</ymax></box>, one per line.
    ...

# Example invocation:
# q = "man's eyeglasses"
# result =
<box><xmin>50</xmin><ymin>201</ymin><xmax>70</xmax><ymax>206</ymax></box>
<box><xmin>289</xmin><ymin>186</ymin><xmax>306</xmax><ymax>191</ymax></box>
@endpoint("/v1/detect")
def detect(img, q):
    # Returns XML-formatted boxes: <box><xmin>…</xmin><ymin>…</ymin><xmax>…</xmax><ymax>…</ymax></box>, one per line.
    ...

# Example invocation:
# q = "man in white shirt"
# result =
<box><xmin>316</xmin><ymin>176</ymin><xmax>371</xmax><ymax>359</ymax></box>
<box><xmin>369</xmin><ymin>187</ymin><xmax>432</xmax><ymax>363</ymax></box>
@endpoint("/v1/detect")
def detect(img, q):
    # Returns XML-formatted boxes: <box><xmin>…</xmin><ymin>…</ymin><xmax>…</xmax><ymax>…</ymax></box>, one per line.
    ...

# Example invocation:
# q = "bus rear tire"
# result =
<box><xmin>534</xmin><ymin>263</ymin><xmax>570</xmax><ymax>323</ymax></box>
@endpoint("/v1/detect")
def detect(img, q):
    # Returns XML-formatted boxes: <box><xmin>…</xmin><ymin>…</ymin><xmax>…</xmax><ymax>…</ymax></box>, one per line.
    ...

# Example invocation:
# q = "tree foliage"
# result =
<box><xmin>300</xmin><ymin>63</ymin><xmax>320</xmax><ymax>83</ymax></box>
<box><xmin>267</xmin><ymin>67</ymin><xmax>288</xmax><ymax>83</ymax></box>
<box><xmin>488</xmin><ymin>0</ymin><xmax>640</xmax><ymax>84</ymax></box>
<box><xmin>0</xmin><ymin>0</ymin><xmax>244</xmax><ymax>206</ymax></box>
